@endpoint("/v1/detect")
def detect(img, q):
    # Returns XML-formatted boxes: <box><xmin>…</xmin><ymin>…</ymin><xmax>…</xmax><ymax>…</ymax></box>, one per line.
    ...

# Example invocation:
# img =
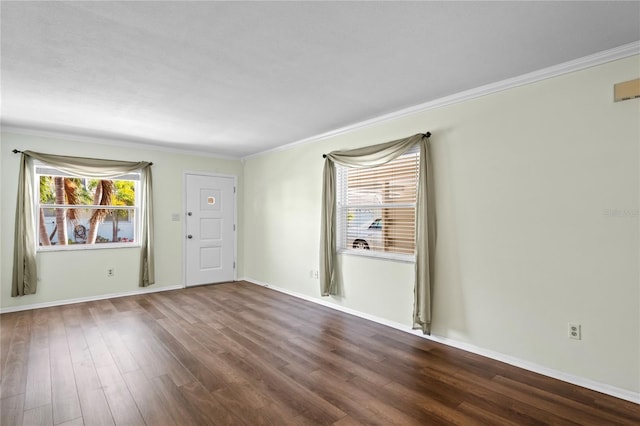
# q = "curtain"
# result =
<box><xmin>12</xmin><ymin>154</ymin><xmax>37</xmax><ymax>296</ymax></box>
<box><xmin>12</xmin><ymin>151</ymin><xmax>155</xmax><ymax>296</ymax></box>
<box><xmin>320</xmin><ymin>133</ymin><xmax>436</xmax><ymax>334</ymax></box>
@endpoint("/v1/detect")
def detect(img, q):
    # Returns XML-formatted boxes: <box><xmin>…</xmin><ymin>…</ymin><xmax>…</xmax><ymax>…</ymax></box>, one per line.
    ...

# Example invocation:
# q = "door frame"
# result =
<box><xmin>182</xmin><ymin>171</ymin><xmax>238</xmax><ymax>288</ymax></box>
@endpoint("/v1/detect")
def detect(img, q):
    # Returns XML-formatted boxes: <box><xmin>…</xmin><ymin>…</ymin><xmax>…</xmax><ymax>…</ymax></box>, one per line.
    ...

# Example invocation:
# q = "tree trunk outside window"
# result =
<box><xmin>38</xmin><ymin>208</ymin><xmax>51</xmax><ymax>246</ymax></box>
<box><xmin>53</xmin><ymin>177</ymin><xmax>67</xmax><ymax>245</ymax></box>
<box><xmin>87</xmin><ymin>180</ymin><xmax>113</xmax><ymax>244</ymax></box>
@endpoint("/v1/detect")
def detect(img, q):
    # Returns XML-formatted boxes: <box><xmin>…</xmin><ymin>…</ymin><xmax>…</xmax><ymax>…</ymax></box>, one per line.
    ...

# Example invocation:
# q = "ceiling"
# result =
<box><xmin>1</xmin><ymin>1</ymin><xmax>639</xmax><ymax>158</ymax></box>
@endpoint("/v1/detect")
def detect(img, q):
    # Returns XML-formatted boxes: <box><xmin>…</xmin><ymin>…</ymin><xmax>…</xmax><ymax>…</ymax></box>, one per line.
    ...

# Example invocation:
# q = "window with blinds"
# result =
<box><xmin>337</xmin><ymin>149</ymin><xmax>419</xmax><ymax>260</ymax></box>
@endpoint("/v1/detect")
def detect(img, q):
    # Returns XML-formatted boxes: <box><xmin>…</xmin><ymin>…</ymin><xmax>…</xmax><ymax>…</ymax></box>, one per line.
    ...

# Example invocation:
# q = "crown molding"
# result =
<box><xmin>0</xmin><ymin>123</ymin><xmax>242</xmax><ymax>161</ymax></box>
<box><xmin>2</xmin><ymin>41</ymin><xmax>637</xmax><ymax>161</ymax></box>
<box><xmin>243</xmin><ymin>40</ymin><xmax>640</xmax><ymax>161</ymax></box>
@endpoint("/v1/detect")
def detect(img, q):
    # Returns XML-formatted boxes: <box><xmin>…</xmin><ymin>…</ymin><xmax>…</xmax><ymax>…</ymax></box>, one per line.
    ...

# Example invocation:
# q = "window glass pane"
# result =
<box><xmin>39</xmin><ymin>177</ymin><xmax>136</xmax><ymax>207</ymax></box>
<box><xmin>39</xmin><ymin>207</ymin><xmax>136</xmax><ymax>246</ymax></box>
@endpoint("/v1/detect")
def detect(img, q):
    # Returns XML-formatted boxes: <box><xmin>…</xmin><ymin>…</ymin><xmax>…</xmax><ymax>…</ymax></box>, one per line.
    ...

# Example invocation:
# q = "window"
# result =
<box><xmin>36</xmin><ymin>164</ymin><xmax>140</xmax><ymax>250</ymax></box>
<box><xmin>337</xmin><ymin>149</ymin><xmax>419</xmax><ymax>260</ymax></box>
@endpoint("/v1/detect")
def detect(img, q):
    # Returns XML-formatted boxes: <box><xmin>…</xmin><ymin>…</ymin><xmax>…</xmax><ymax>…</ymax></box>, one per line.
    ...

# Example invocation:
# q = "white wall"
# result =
<box><xmin>242</xmin><ymin>55</ymin><xmax>640</xmax><ymax>395</ymax></box>
<box><xmin>0</xmin><ymin>132</ymin><xmax>244</xmax><ymax>309</ymax></box>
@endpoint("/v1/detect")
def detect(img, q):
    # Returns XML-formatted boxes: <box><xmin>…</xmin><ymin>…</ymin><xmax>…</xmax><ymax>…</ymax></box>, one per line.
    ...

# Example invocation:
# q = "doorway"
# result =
<box><xmin>184</xmin><ymin>173</ymin><xmax>236</xmax><ymax>286</ymax></box>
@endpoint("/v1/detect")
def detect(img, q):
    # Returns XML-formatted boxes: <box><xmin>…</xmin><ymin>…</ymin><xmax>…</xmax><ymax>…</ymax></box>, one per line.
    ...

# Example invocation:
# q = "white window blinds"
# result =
<box><xmin>337</xmin><ymin>149</ymin><xmax>419</xmax><ymax>258</ymax></box>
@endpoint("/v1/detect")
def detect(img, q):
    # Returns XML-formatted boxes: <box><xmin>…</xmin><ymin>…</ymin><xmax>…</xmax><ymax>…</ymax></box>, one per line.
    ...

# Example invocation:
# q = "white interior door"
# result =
<box><xmin>185</xmin><ymin>174</ymin><xmax>236</xmax><ymax>286</ymax></box>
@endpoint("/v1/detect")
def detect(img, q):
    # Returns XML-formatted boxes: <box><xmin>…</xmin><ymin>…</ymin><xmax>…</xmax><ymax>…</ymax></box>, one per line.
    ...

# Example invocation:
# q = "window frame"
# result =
<box><xmin>336</xmin><ymin>149</ymin><xmax>419</xmax><ymax>263</ymax></box>
<box><xmin>34</xmin><ymin>162</ymin><xmax>142</xmax><ymax>252</ymax></box>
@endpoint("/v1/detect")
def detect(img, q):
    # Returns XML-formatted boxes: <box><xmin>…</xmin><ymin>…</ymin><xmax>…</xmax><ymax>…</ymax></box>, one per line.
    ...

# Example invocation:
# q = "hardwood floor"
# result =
<box><xmin>1</xmin><ymin>281</ymin><xmax>638</xmax><ymax>425</ymax></box>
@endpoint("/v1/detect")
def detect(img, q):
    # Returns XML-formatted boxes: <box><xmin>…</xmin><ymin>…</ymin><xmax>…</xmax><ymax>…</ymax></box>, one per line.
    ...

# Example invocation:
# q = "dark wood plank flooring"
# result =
<box><xmin>1</xmin><ymin>281</ymin><xmax>638</xmax><ymax>425</ymax></box>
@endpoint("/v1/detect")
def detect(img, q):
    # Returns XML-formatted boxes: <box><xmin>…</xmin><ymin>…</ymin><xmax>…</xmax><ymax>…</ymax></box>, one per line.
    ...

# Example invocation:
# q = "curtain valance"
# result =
<box><xmin>25</xmin><ymin>150</ymin><xmax>150</xmax><ymax>178</ymax></box>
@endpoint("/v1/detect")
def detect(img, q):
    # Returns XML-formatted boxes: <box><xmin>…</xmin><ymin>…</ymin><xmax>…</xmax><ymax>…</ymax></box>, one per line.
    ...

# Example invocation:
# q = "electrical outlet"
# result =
<box><xmin>107</xmin><ymin>267</ymin><xmax>115</xmax><ymax>277</ymax></box>
<box><xmin>314</xmin><ymin>270</ymin><xmax>319</xmax><ymax>279</ymax></box>
<box><xmin>568</xmin><ymin>323</ymin><xmax>581</xmax><ymax>340</ymax></box>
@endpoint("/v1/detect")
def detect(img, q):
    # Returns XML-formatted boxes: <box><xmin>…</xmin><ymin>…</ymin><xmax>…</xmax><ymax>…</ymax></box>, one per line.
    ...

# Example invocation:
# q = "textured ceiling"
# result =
<box><xmin>1</xmin><ymin>1</ymin><xmax>639</xmax><ymax>158</ymax></box>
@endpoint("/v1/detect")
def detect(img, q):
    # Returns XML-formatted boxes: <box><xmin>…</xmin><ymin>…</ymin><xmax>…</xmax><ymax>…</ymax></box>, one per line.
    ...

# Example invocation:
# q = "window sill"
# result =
<box><xmin>38</xmin><ymin>243</ymin><xmax>141</xmax><ymax>252</ymax></box>
<box><xmin>338</xmin><ymin>248</ymin><xmax>415</xmax><ymax>264</ymax></box>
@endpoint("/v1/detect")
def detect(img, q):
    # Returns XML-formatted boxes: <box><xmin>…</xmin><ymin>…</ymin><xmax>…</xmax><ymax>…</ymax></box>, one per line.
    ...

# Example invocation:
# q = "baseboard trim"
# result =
<box><xmin>0</xmin><ymin>284</ymin><xmax>184</xmax><ymax>314</ymax></box>
<box><xmin>240</xmin><ymin>277</ymin><xmax>640</xmax><ymax>404</ymax></box>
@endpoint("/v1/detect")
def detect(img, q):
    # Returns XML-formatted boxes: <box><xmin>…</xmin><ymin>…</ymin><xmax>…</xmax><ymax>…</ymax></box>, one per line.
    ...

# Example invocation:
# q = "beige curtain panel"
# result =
<box><xmin>12</xmin><ymin>150</ymin><xmax>155</xmax><ymax>297</ymax></box>
<box><xmin>320</xmin><ymin>133</ymin><xmax>436</xmax><ymax>334</ymax></box>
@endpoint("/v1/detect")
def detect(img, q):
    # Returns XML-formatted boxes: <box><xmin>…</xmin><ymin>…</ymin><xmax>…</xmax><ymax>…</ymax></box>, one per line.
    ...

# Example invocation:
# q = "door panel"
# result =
<box><xmin>185</xmin><ymin>174</ymin><xmax>235</xmax><ymax>286</ymax></box>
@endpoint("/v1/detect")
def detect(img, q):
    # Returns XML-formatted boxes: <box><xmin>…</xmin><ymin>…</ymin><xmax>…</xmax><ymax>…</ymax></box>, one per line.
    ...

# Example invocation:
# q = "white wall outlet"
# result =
<box><xmin>314</xmin><ymin>270</ymin><xmax>319</xmax><ymax>279</ymax></box>
<box><xmin>107</xmin><ymin>267</ymin><xmax>115</xmax><ymax>277</ymax></box>
<box><xmin>568</xmin><ymin>323</ymin><xmax>581</xmax><ymax>340</ymax></box>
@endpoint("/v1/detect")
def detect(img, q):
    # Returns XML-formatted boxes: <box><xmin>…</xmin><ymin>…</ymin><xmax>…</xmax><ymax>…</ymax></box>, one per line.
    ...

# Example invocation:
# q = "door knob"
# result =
<box><xmin>187</xmin><ymin>212</ymin><xmax>192</xmax><ymax>216</ymax></box>
<box><xmin>187</xmin><ymin>235</ymin><xmax>193</xmax><ymax>239</ymax></box>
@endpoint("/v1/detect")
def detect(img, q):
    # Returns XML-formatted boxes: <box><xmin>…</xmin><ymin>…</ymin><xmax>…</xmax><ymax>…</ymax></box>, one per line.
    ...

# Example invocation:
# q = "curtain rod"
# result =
<box><xmin>12</xmin><ymin>149</ymin><xmax>154</xmax><ymax>165</ymax></box>
<box><xmin>322</xmin><ymin>132</ymin><xmax>430</xmax><ymax>158</ymax></box>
